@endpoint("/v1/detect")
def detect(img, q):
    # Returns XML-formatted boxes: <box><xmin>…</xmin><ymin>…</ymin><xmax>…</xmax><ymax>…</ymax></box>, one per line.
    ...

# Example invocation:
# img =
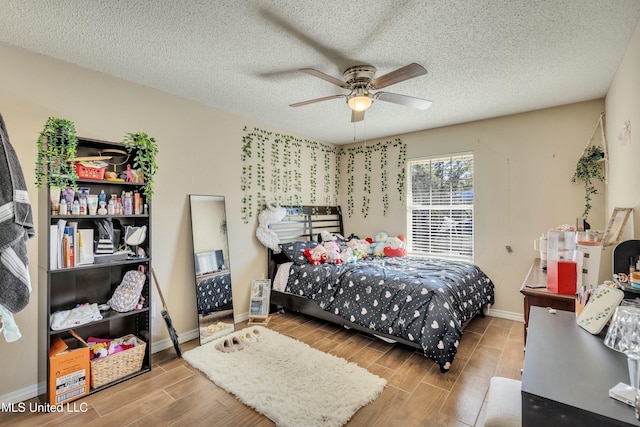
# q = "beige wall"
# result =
<box><xmin>606</xmin><ymin>18</ymin><xmax>640</xmax><ymax>233</ymax></box>
<box><xmin>0</xmin><ymin>42</ymin><xmax>303</xmax><ymax>401</ymax></box>
<box><xmin>2</xmin><ymin>16</ymin><xmax>638</xmax><ymax>400</ymax></box>
<box><xmin>341</xmin><ymin>100</ymin><xmax>606</xmax><ymax>318</ymax></box>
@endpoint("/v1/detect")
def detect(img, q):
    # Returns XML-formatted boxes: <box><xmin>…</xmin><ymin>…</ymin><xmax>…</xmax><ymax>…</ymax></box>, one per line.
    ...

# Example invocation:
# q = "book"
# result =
<box><xmin>77</xmin><ymin>229</ymin><xmax>94</xmax><ymax>265</ymax></box>
<box><xmin>50</xmin><ymin>225</ymin><xmax>58</xmax><ymax>270</ymax></box>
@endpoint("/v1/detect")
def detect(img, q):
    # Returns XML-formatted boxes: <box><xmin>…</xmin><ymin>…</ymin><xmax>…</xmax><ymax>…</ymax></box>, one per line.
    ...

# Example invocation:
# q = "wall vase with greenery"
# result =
<box><xmin>35</xmin><ymin>116</ymin><xmax>79</xmax><ymax>192</ymax></box>
<box><xmin>123</xmin><ymin>132</ymin><xmax>159</xmax><ymax>200</ymax></box>
<box><xmin>571</xmin><ymin>145</ymin><xmax>605</xmax><ymax>219</ymax></box>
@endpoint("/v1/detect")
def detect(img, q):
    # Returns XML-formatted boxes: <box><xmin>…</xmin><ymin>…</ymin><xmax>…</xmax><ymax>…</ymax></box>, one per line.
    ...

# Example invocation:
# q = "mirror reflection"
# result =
<box><xmin>189</xmin><ymin>195</ymin><xmax>234</xmax><ymax>345</ymax></box>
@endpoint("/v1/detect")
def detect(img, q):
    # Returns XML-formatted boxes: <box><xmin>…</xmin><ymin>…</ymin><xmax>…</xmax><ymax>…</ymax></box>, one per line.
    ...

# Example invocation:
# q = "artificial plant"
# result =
<box><xmin>571</xmin><ymin>145</ymin><xmax>605</xmax><ymax>218</ymax></box>
<box><xmin>35</xmin><ymin>116</ymin><xmax>79</xmax><ymax>190</ymax></box>
<box><xmin>122</xmin><ymin>131</ymin><xmax>159</xmax><ymax>199</ymax></box>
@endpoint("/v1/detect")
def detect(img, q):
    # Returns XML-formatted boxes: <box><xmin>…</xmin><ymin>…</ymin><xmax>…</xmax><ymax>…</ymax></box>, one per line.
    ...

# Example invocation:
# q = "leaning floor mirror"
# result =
<box><xmin>188</xmin><ymin>195</ymin><xmax>234</xmax><ymax>345</ymax></box>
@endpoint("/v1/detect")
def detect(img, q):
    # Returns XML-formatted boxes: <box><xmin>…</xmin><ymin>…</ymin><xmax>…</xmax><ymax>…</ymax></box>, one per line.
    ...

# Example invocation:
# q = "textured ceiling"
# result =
<box><xmin>1</xmin><ymin>0</ymin><xmax>639</xmax><ymax>145</ymax></box>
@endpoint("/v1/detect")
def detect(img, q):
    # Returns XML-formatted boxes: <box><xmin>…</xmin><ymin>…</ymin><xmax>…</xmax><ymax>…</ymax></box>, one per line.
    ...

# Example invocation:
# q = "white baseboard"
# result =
<box><xmin>485</xmin><ymin>307</ymin><xmax>524</xmax><ymax>323</ymax></box>
<box><xmin>152</xmin><ymin>311</ymin><xmax>250</xmax><ymax>353</ymax></box>
<box><xmin>0</xmin><ymin>383</ymin><xmax>40</xmax><ymax>405</ymax></box>
<box><xmin>150</xmin><ymin>328</ymin><xmax>199</xmax><ymax>353</ymax></box>
<box><xmin>235</xmin><ymin>311</ymin><xmax>249</xmax><ymax>323</ymax></box>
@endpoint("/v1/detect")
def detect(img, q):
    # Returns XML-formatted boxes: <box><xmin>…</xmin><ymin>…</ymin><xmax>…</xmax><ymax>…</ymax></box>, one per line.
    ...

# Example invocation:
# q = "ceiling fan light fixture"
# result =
<box><xmin>347</xmin><ymin>89</ymin><xmax>373</xmax><ymax>112</ymax></box>
<box><xmin>347</xmin><ymin>95</ymin><xmax>372</xmax><ymax>112</ymax></box>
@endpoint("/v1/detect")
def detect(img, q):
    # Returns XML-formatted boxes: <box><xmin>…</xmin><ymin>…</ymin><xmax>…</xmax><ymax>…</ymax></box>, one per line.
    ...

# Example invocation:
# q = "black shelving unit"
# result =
<box><xmin>37</xmin><ymin>137</ymin><xmax>152</xmax><ymax>404</ymax></box>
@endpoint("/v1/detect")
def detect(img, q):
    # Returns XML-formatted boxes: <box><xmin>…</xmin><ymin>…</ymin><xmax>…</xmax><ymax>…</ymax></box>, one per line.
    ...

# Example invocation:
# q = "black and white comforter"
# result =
<box><xmin>196</xmin><ymin>273</ymin><xmax>232</xmax><ymax>316</ymax></box>
<box><xmin>275</xmin><ymin>257</ymin><xmax>494</xmax><ymax>371</ymax></box>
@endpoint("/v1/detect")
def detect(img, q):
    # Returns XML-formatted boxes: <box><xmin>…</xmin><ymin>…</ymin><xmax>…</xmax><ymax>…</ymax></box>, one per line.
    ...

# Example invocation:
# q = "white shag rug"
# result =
<box><xmin>183</xmin><ymin>326</ymin><xmax>387</xmax><ymax>427</ymax></box>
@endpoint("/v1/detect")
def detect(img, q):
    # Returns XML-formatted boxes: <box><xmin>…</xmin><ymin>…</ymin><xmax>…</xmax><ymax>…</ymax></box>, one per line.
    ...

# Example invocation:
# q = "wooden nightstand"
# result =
<box><xmin>520</xmin><ymin>258</ymin><xmax>575</xmax><ymax>342</ymax></box>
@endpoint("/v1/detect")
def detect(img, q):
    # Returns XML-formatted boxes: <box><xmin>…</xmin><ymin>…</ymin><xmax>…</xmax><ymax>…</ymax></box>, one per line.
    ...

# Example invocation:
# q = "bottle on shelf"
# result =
<box><xmin>123</xmin><ymin>192</ymin><xmax>133</xmax><ymax>215</ymax></box>
<box><xmin>134</xmin><ymin>191</ymin><xmax>141</xmax><ymax>215</ymax></box>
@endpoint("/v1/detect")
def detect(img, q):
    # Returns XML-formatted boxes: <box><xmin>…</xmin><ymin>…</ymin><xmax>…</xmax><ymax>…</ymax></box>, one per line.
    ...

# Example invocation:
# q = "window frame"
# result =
<box><xmin>405</xmin><ymin>152</ymin><xmax>474</xmax><ymax>261</ymax></box>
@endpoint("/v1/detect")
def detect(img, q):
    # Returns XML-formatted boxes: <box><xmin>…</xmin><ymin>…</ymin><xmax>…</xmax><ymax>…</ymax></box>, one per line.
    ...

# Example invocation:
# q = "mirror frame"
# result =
<box><xmin>188</xmin><ymin>194</ymin><xmax>234</xmax><ymax>345</ymax></box>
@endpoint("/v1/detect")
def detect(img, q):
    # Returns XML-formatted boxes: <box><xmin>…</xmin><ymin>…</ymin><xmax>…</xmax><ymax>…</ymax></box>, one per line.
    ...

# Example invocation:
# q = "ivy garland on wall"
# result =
<box><xmin>340</xmin><ymin>138</ymin><xmax>406</xmax><ymax>218</ymax></box>
<box><xmin>240</xmin><ymin>127</ymin><xmax>406</xmax><ymax>223</ymax></box>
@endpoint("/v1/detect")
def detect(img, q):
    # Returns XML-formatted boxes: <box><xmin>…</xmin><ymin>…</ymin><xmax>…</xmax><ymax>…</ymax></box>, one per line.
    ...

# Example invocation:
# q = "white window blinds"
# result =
<box><xmin>406</xmin><ymin>153</ymin><xmax>474</xmax><ymax>260</ymax></box>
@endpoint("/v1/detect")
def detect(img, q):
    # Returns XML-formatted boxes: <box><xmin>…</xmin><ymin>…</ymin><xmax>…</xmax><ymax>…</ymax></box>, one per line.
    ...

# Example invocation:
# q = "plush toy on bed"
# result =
<box><xmin>340</xmin><ymin>247</ymin><xmax>356</xmax><ymax>264</ymax></box>
<box><xmin>304</xmin><ymin>245</ymin><xmax>327</xmax><ymax>265</ymax></box>
<box><xmin>345</xmin><ymin>239</ymin><xmax>369</xmax><ymax>259</ymax></box>
<box><xmin>319</xmin><ymin>230</ymin><xmax>345</xmax><ymax>243</ymax></box>
<box><xmin>384</xmin><ymin>235</ymin><xmax>407</xmax><ymax>257</ymax></box>
<box><xmin>371</xmin><ymin>231</ymin><xmax>389</xmax><ymax>256</ymax></box>
<box><xmin>322</xmin><ymin>240</ymin><xmax>342</xmax><ymax>264</ymax></box>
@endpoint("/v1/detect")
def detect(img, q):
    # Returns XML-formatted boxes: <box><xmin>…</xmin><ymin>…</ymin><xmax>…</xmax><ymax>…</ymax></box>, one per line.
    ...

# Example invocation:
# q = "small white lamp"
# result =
<box><xmin>604</xmin><ymin>305</ymin><xmax>640</xmax><ymax>406</ymax></box>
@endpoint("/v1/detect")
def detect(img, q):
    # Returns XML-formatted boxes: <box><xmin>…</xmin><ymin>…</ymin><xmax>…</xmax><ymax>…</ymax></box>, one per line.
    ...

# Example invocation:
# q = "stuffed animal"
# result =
<box><xmin>346</xmin><ymin>239</ymin><xmax>369</xmax><ymax>259</ymax></box>
<box><xmin>322</xmin><ymin>240</ymin><xmax>342</xmax><ymax>264</ymax></box>
<box><xmin>384</xmin><ymin>235</ymin><xmax>407</xmax><ymax>257</ymax></box>
<box><xmin>340</xmin><ymin>247</ymin><xmax>356</xmax><ymax>264</ymax></box>
<box><xmin>304</xmin><ymin>245</ymin><xmax>327</xmax><ymax>265</ymax></box>
<box><xmin>319</xmin><ymin>230</ymin><xmax>345</xmax><ymax>243</ymax></box>
<box><xmin>91</xmin><ymin>341</ymin><xmax>109</xmax><ymax>359</ymax></box>
<box><xmin>372</xmin><ymin>231</ymin><xmax>389</xmax><ymax>256</ymax></box>
<box><xmin>255</xmin><ymin>202</ymin><xmax>287</xmax><ymax>252</ymax></box>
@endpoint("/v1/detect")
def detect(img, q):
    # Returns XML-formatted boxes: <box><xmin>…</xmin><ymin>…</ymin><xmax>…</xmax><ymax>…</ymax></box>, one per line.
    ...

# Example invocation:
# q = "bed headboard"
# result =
<box><xmin>267</xmin><ymin>205</ymin><xmax>343</xmax><ymax>280</ymax></box>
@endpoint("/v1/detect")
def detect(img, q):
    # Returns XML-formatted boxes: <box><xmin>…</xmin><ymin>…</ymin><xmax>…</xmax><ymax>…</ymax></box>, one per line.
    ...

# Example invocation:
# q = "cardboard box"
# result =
<box><xmin>49</xmin><ymin>333</ymin><xmax>90</xmax><ymax>405</ymax></box>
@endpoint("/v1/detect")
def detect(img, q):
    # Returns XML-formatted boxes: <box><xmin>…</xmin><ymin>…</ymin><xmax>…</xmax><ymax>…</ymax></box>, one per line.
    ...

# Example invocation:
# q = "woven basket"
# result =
<box><xmin>90</xmin><ymin>334</ymin><xmax>146</xmax><ymax>389</ymax></box>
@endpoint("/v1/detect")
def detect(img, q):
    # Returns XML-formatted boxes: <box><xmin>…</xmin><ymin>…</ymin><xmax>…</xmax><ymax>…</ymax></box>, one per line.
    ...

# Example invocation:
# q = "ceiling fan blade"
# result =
<box><xmin>290</xmin><ymin>94</ymin><xmax>345</xmax><ymax>107</ymax></box>
<box><xmin>375</xmin><ymin>92</ymin><xmax>433</xmax><ymax>110</ymax></box>
<box><xmin>300</xmin><ymin>68</ymin><xmax>351</xmax><ymax>89</ymax></box>
<box><xmin>258</xmin><ymin>9</ymin><xmax>353</xmax><ymax>68</ymax></box>
<box><xmin>370</xmin><ymin>63</ymin><xmax>427</xmax><ymax>90</ymax></box>
<box><xmin>351</xmin><ymin>110</ymin><xmax>365</xmax><ymax>123</ymax></box>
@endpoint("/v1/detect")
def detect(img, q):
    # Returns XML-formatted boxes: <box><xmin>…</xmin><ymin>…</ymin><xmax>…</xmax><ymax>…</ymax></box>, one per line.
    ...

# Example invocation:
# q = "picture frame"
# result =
<box><xmin>248</xmin><ymin>279</ymin><xmax>271</xmax><ymax>325</ymax></box>
<box><xmin>602</xmin><ymin>207</ymin><xmax>633</xmax><ymax>247</ymax></box>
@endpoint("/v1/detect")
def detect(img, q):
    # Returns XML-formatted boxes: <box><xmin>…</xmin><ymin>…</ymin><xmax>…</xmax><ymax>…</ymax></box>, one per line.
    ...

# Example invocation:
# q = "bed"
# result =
<box><xmin>195</xmin><ymin>271</ymin><xmax>233</xmax><ymax>316</ymax></box>
<box><xmin>267</xmin><ymin>205</ymin><xmax>495</xmax><ymax>372</ymax></box>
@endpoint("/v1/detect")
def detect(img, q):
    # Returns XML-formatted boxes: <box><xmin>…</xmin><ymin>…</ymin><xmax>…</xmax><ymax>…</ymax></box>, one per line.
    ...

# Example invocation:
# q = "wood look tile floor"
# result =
<box><xmin>3</xmin><ymin>312</ymin><xmax>524</xmax><ymax>427</ymax></box>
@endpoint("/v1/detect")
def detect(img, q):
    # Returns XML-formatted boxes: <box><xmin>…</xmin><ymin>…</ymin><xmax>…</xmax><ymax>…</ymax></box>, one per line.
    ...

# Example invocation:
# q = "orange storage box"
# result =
<box><xmin>49</xmin><ymin>333</ymin><xmax>90</xmax><ymax>405</ymax></box>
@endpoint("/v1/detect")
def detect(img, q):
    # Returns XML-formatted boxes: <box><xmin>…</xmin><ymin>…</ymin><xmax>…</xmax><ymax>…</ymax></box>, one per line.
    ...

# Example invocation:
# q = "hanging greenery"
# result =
<box><xmin>334</xmin><ymin>150</ymin><xmax>341</xmax><ymax>205</ymax></box>
<box><xmin>271</xmin><ymin>136</ymin><xmax>281</xmax><ymax>195</ymax></box>
<box><xmin>122</xmin><ymin>131</ymin><xmax>159</xmax><ymax>200</ymax></box>
<box><xmin>347</xmin><ymin>152</ymin><xmax>355</xmax><ymax>217</ymax></box>
<box><xmin>395</xmin><ymin>139</ymin><xmax>407</xmax><ymax>202</ymax></box>
<box><xmin>340</xmin><ymin>138</ymin><xmax>406</xmax><ymax>218</ymax></box>
<box><xmin>35</xmin><ymin>116</ymin><xmax>79</xmax><ymax>190</ymax></box>
<box><xmin>380</xmin><ymin>144</ymin><xmax>389</xmax><ymax>214</ymax></box>
<box><xmin>571</xmin><ymin>145</ymin><xmax>605</xmax><ymax>218</ymax></box>
<box><xmin>239</xmin><ymin>127</ymin><xmax>405</xmax><ymax>222</ymax></box>
<box><xmin>323</xmin><ymin>150</ymin><xmax>331</xmax><ymax>209</ymax></box>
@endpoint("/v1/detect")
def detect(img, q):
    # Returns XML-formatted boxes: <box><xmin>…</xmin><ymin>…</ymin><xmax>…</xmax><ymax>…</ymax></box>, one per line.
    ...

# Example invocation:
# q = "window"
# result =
<box><xmin>406</xmin><ymin>153</ymin><xmax>474</xmax><ymax>260</ymax></box>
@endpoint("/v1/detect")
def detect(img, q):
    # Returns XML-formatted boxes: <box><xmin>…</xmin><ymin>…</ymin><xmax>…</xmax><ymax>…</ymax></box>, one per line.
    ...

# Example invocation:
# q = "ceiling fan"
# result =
<box><xmin>290</xmin><ymin>63</ymin><xmax>433</xmax><ymax>122</ymax></box>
